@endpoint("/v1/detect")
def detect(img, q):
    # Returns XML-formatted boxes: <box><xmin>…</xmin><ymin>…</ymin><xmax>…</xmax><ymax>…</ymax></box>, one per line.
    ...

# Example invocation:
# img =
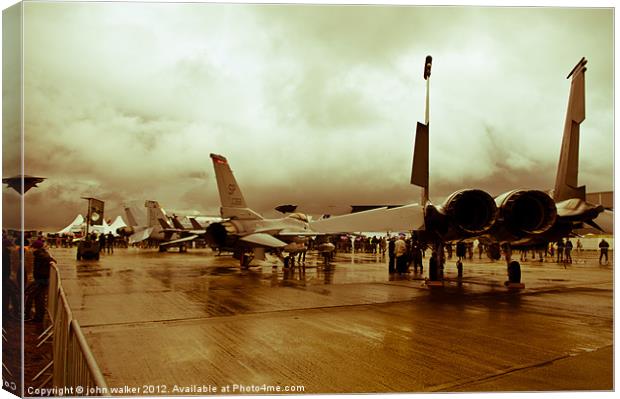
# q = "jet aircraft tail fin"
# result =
<box><xmin>171</xmin><ymin>216</ymin><xmax>185</xmax><ymax>230</ymax></box>
<box><xmin>158</xmin><ymin>218</ymin><xmax>172</xmax><ymax>230</ymax></box>
<box><xmin>411</xmin><ymin>122</ymin><xmax>429</xmax><ymax>204</ymax></box>
<box><xmin>124</xmin><ymin>206</ymin><xmax>139</xmax><ymax>227</ymax></box>
<box><xmin>189</xmin><ymin>218</ymin><xmax>203</xmax><ymax>229</ymax></box>
<box><xmin>553</xmin><ymin>57</ymin><xmax>587</xmax><ymax>202</ymax></box>
<box><xmin>210</xmin><ymin>153</ymin><xmax>263</xmax><ymax>220</ymax></box>
<box><xmin>145</xmin><ymin>200</ymin><xmax>168</xmax><ymax>228</ymax></box>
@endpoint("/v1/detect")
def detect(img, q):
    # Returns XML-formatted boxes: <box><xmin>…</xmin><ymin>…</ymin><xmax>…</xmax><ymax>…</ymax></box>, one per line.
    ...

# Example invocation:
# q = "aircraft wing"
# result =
<box><xmin>310</xmin><ymin>203</ymin><xmax>425</xmax><ymax>234</ymax></box>
<box><xmin>160</xmin><ymin>235</ymin><xmax>199</xmax><ymax>247</ymax></box>
<box><xmin>240</xmin><ymin>233</ymin><xmax>288</xmax><ymax>248</ymax></box>
<box><xmin>128</xmin><ymin>227</ymin><xmax>154</xmax><ymax>244</ymax></box>
<box><xmin>278</xmin><ymin>230</ymin><xmax>321</xmax><ymax>236</ymax></box>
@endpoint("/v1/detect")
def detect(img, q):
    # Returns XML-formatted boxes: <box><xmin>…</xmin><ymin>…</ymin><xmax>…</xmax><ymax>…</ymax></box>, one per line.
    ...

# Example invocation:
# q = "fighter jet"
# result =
<box><xmin>155</xmin><ymin>215</ymin><xmax>210</xmax><ymax>252</ymax></box>
<box><xmin>310</xmin><ymin>58</ymin><xmax>610</xmax><ymax>274</ymax></box>
<box><xmin>206</xmin><ymin>153</ymin><xmax>332</xmax><ymax>267</ymax></box>
<box><xmin>117</xmin><ymin>200</ymin><xmax>173</xmax><ymax>244</ymax></box>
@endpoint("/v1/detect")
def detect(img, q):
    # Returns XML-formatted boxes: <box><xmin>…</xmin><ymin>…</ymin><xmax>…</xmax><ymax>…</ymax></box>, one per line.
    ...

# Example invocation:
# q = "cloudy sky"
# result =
<box><xmin>2</xmin><ymin>2</ymin><xmax>614</xmax><ymax>231</ymax></box>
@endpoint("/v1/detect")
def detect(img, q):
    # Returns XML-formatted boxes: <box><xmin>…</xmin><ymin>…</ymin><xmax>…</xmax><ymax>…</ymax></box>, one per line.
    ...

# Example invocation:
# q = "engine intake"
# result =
<box><xmin>439</xmin><ymin>189</ymin><xmax>498</xmax><ymax>235</ymax></box>
<box><xmin>495</xmin><ymin>189</ymin><xmax>557</xmax><ymax>235</ymax></box>
<box><xmin>116</xmin><ymin>226</ymin><xmax>135</xmax><ymax>237</ymax></box>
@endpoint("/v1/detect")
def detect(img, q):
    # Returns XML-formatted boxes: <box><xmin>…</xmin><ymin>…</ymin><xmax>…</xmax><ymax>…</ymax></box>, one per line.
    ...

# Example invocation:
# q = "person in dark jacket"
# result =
<box><xmin>411</xmin><ymin>241</ymin><xmax>423</xmax><ymax>273</ymax></box>
<box><xmin>556</xmin><ymin>239</ymin><xmax>564</xmax><ymax>263</ymax></box>
<box><xmin>25</xmin><ymin>240</ymin><xmax>56</xmax><ymax>322</ymax></box>
<box><xmin>388</xmin><ymin>237</ymin><xmax>396</xmax><ymax>274</ymax></box>
<box><xmin>456</xmin><ymin>242</ymin><xmax>466</xmax><ymax>261</ymax></box>
<box><xmin>564</xmin><ymin>238</ymin><xmax>573</xmax><ymax>264</ymax></box>
<box><xmin>98</xmin><ymin>233</ymin><xmax>106</xmax><ymax>255</ymax></box>
<box><xmin>599</xmin><ymin>239</ymin><xmax>610</xmax><ymax>264</ymax></box>
<box><xmin>428</xmin><ymin>251</ymin><xmax>438</xmax><ymax>281</ymax></box>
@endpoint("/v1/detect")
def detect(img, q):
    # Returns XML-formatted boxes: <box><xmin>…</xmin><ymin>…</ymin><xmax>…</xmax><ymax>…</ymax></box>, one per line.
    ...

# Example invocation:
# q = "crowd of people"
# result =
<box><xmin>324</xmin><ymin>233</ymin><xmax>613</xmax><ymax>281</ymax></box>
<box><xmin>3</xmin><ymin>231</ymin><xmax>56</xmax><ymax>323</ymax></box>
<box><xmin>2</xmin><ymin>230</ymin><xmax>130</xmax><ymax>324</ymax></box>
<box><xmin>44</xmin><ymin>232</ymin><xmax>130</xmax><ymax>250</ymax></box>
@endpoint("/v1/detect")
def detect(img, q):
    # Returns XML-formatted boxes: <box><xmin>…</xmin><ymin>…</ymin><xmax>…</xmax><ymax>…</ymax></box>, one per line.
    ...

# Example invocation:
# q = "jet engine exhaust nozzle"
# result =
<box><xmin>496</xmin><ymin>190</ymin><xmax>557</xmax><ymax>235</ymax></box>
<box><xmin>441</xmin><ymin>189</ymin><xmax>498</xmax><ymax>235</ymax></box>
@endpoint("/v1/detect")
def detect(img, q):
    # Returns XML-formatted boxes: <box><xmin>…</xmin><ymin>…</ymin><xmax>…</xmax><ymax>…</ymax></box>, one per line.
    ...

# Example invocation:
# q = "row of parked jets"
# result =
<box><xmin>116</xmin><ymin>57</ymin><xmax>612</xmax><ymax>271</ymax></box>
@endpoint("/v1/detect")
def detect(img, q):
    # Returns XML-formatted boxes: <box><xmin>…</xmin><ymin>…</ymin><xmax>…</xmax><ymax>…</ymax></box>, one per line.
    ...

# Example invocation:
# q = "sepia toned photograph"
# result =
<box><xmin>2</xmin><ymin>1</ymin><xmax>614</xmax><ymax>397</ymax></box>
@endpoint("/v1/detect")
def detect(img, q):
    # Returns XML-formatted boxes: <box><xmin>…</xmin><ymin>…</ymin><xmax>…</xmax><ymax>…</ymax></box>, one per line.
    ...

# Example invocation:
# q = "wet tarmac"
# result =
<box><xmin>50</xmin><ymin>247</ymin><xmax>613</xmax><ymax>393</ymax></box>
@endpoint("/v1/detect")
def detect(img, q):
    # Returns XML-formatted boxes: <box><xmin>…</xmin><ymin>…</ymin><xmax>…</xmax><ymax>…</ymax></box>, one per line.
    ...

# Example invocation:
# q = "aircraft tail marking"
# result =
<box><xmin>210</xmin><ymin>153</ymin><xmax>262</xmax><ymax>220</ymax></box>
<box><xmin>145</xmin><ymin>200</ymin><xmax>168</xmax><ymax>228</ymax></box>
<box><xmin>553</xmin><ymin>57</ymin><xmax>587</xmax><ymax>202</ymax></box>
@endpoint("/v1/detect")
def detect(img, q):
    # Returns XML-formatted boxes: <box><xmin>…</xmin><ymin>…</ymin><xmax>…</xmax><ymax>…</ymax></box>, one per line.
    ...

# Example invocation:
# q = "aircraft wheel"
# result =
<box><xmin>241</xmin><ymin>253</ymin><xmax>253</xmax><ymax>269</ymax></box>
<box><xmin>507</xmin><ymin>260</ymin><xmax>521</xmax><ymax>284</ymax></box>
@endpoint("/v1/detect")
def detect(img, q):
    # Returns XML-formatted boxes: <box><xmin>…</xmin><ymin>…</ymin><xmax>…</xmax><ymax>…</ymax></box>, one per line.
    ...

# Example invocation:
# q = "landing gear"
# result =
<box><xmin>505</xmin><ymin>259</ymin><xmax>525</xmax><ymax>289</ymax></box>
<box><xmin>322</xmin><ymin>252</ymin><xmax>331</xmax><ymax>266</ymax></box>
<box><xmin>240</xmin><ymin>253</ymin><xmax>254</xmax><ymax>269</ymax></box>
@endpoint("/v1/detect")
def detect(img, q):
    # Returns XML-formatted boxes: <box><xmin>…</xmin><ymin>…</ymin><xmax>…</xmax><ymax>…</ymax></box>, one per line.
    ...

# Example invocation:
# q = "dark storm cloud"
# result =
<box><xmin>3</xmin><ymin>2</ymin><xmax>613</xmax><ymax>230</ymax></box>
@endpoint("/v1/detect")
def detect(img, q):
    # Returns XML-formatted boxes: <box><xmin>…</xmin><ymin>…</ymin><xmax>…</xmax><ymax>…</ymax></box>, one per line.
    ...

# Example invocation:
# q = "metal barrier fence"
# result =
<box><xmin>66</xmin><ymin>320</ymin><xmax>109</xmax><ymax>393</ymax></box>
<box><xmin>45</xmin><ymin>264</ymin><xmax>109</xmax><ymax>395</ymax></box>
<box><xmin>47</xmin><ymin>264</ymin><xmax>59</xmax><ymax>323</ymax></box>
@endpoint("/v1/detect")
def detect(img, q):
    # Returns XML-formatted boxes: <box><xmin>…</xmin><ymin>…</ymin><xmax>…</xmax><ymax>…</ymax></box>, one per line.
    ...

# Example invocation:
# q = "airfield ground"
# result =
<box><xmin>40</xmin><ymin>247</ymin><xmax>613</xmax><ymax>393</ymax></box>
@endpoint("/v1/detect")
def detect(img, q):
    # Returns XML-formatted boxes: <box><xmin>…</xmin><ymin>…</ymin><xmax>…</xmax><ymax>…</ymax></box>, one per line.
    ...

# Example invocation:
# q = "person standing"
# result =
<box><xmin>106</xmin><ymin>232</ymin><xmax>115</xmax><ymax>254</ymax></box>
<box><xmin>428</xmin><ymin>251</ymin><xmax>438</xmax><ymax>281</ymax></box>
<box><xmin>98</xmin><ymin>233</ymin><xmax>106</xmax><ymax>255</ymax></box>
<box><xmin>556</xmin><ymin>239</ymin><xmax>564</xmax><ymax>263</ymax></box>
<box><xmin>26</xmin><ymin>240</ymin><xmax>56</xmax><ymax>322</ymax></box>
<box><xmin>380</xmin><ymin>236</ymin><xmax>387</xmax><ymax>257</ymax></box>
<box><xmin>548</xmin><ymin>242</ymin><xmax>554</xmax><ymax>259</ymax></box>
<box><xmin>456</xmin><ymin>259</ymin><xmax>463</xmax><ymax>284</ymax></box>
<box><xmin>599</xmin><ymin>239</ymin><xmax>610</xmax><ymax>264</ymax></box>
<box><xmin>456</xmin><ymin>242</ymin><xmax>466</xmax><ymax>262</ymax></box>
<box><xmin>395</xmin><ymin>235</ymin><xmax>408</xmax><ymax>274</ymax></box>
<box><xmin>388</xmin><ymin>237</ymin><xmax>396</xmax><ymax>274</ymax></box>
<box><xmin>564</xmin><ymin>238</ymin><xmax>573</xmax><ymax>264</ymax></box>
<box><xmin>411</xmin><ymin>241</ymin><xmax>423</xmax><ymax>273</ymax></box>
<box><xmin>3</xmin><ymin>232</ymin><xmax>17</xmax><ymax>317</ymax></box>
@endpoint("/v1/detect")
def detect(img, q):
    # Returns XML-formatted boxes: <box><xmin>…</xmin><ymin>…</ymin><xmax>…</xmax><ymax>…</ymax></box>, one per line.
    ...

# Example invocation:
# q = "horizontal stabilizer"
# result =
<box><xmin>278</xmin><ymin>230</ymin><xmax>322</xmax><ymax>236</ymax></box>
<box><xmin>240</xmin><ymin>232</ymin><xmax>288</xmax><ymax>248</ymax></box>
<box><xmin>128</xmin><ymin>227</ymin><xmax>154</xmax><ymax>244</ymax></box>
<box><xmin>589</xmin><ymin>209</ymin><xmax>613</xmax><ymax>233</ymax></box>
<box><xmin>160</xmin><ymin>235</ymin><xmax>199</xmax><ymax>247</ymax></box>
<box><xmin>310</xmin><ymin>203</ymin><xmax>425</xmax><ymax>234</ymax></box>
<box><xmin>220</xmin><ymin>207</ymin><xmax>263</xmax><ymax>220</ymax></box>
